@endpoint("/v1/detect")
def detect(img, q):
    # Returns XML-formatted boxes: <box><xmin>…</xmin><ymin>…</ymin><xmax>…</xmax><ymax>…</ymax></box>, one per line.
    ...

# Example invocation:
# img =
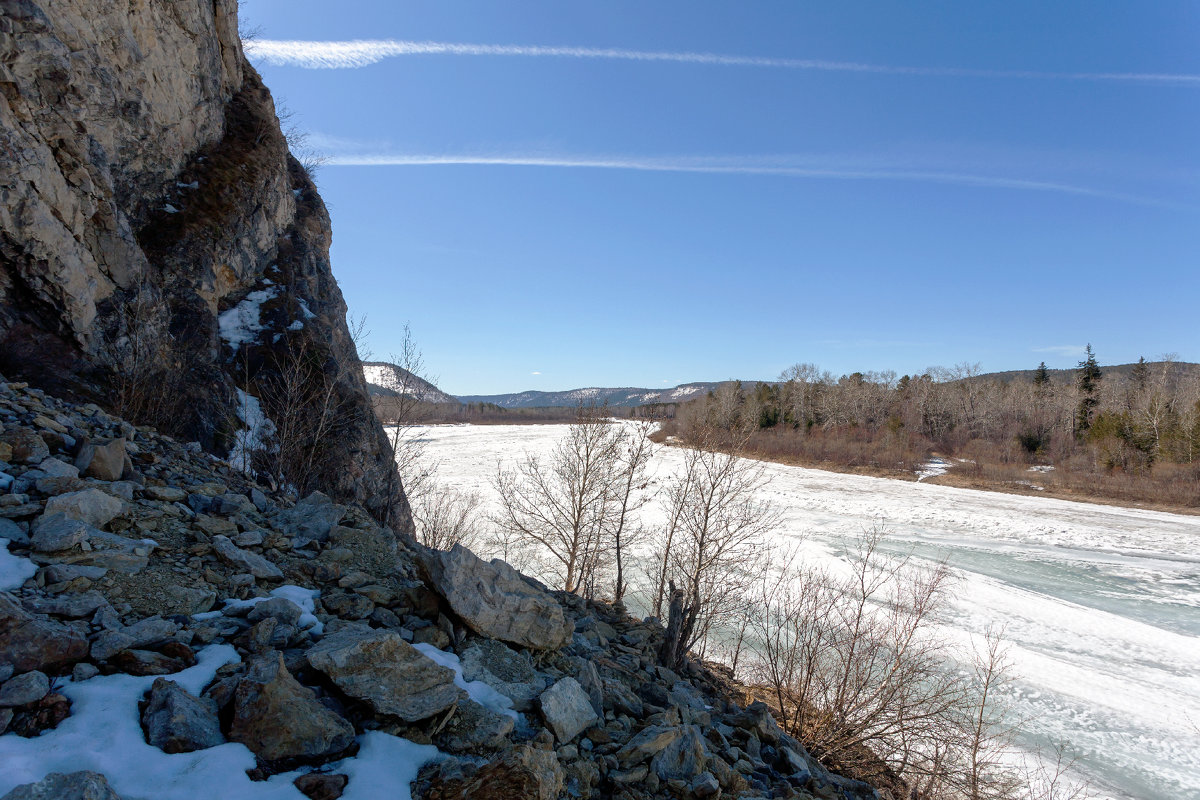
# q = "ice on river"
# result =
<box><xmin>407</xmin><ymin>422</ymin><xmax>1200</xmax><ymax>800</ymax></box>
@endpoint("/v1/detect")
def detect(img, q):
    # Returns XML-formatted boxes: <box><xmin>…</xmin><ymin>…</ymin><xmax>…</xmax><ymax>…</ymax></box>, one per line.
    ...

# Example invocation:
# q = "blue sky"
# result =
<box><xmin>240</xmin><ymin>1</ymin><xmax>1199</xmax><ymax>395</ymax></box>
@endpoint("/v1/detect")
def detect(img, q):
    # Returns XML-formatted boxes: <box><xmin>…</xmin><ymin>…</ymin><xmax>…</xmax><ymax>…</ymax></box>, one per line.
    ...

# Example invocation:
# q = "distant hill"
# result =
<box><xmin>362</xmin><ymin>362</ymin><xmax>457</xmax><ymax>404</ymax></box>
<box><xmin>456</xmin><ymin>382</ymin><xmax>731</xmax><ymax>409</ymax></box>
<box><xmin>975</xmin><ymin>360</ymin><xmax>1200</xmax><ymax>386</ymax></box>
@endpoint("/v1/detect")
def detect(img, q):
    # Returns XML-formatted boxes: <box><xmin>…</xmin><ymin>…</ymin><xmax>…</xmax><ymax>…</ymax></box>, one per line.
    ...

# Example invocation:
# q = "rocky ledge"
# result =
<box><xmin>0</xmin><ymin>376</ymin><xmax>876</xmax><ymax>800</ymax></box>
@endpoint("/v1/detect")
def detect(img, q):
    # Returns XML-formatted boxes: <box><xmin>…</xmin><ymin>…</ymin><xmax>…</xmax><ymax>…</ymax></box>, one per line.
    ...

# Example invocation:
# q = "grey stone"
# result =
<box><xmin>23</xmin><ymin>590</ymin><xmax>109</xmax><ymax>618</ymax></box>
<box><xmin>159</xmin><ymin>584</ymin><xmax>216</xmax><ymax>615</ymax></box>
<box><xmin>72</xmin><ymin>662</ymin><xmax>100</xmax><ymax>681</ymax></box>
<box><xmin>438</xmin><ymin>698</ymin><xmax>516</xmax><ymax>754</ymax></box>
<box><xmin>0</xmin><ymin>670</ymin><xmax>51</xmax><ymax>706</ymax></box>
<box><xmin>43</xmin><ymin>489</ymin><xmax>124</xmax><ymax>529</ymax></box>
<box><xmin>689</xmin><ymin>771</ymin><xmax>721</xmax><ymax>799</ymax></box>
<box><xmin>211</xmin><ymin>493</ymin><xmax>256</xmax><ymax>515</ymax></box>
<box><xmin>0</xmin><ymin>771</ymin><xmax>123</xmax><ymax>800</ymax></box>
<box><xmin>420</xmin><ymin>544</ymin><xmax>572</xmax><ymax>650</ymax></box>
<box><xmin>0</xmin><ymin>518</ymin><xmax>28</xmax><ymax>545</ymax></box>
<box><xmin>31</xmin><ymin>513</ymin><xmax>96</xmax><ymax>552</ymax></box>
<box><xmin>282</xmin><ymin>492</ymin><xmax>344</xmax><ymax>545</ymax></box>
<box><xmin>35</xmin><ymin>458</ymin><xmax>79</xmax><ymax>479</ymax></box>
<box><xmin>246</xmin><ymin>596</ymin><xmax>302</xmax><ymax>627</ymax></box>
<box><xmin>652</xmin><ymin>725</ymin><xmax>710</xmax><ymax>782</ymax></box>
<box><xmin>0</xmin><ymin>429</ymin><xmax>49</xmax><ymax>465</ymax></box>
<box><xmin>142</xmin><ymin>677</ymin><xmax>225</xmax><ymax>753</ymax></box>
<box><xmin>40</xmin><ymin>564</ymin><xmax>108</xmax><ymax>584</ymax></box>
<box><xmin>143</xmin><ymin>485</ymin><xmax>187</xmax><ymax>503</ymax></box>
<box><xmin>306</xmin><ymin>625</ymin><xmax>459</xmax><ymax>721</ymax></box>
<box><xmin>91</xmin><ymin>616</ymin><xmax>177</xmax><ymax>660</ymax></box>
<box><xmin>616</xmin><ymin>725</ymin><xmax>683</xmax><ymax>766</ymax></box>
<box><xmin>211</xmin><ymin>535</ymin><xmax>283</xmax><ymax>579</ymax></box>
<box><xmin>460</xmin><ymin>640</ymin><xmax>546</xmax><ymax>712</ymax></box>
<box><xmin>538</xmin><ymin>677</ymin><xmax>598</xmax><ymax>743</ymax></box>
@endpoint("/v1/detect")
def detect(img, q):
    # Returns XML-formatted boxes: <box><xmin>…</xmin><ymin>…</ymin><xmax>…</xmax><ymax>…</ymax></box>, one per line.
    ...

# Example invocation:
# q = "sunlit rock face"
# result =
<box><xmin>0</xmin><ymin>0</ymin><xmax>407</xmax><ymax>528</ymax></box>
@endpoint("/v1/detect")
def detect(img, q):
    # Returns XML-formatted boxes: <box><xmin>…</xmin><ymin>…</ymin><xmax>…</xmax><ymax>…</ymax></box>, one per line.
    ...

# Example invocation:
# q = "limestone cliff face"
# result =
<box><xmin>0</xmin><ymin>0</ymin><xmax>409</xmax><ymax>528</ymax></box>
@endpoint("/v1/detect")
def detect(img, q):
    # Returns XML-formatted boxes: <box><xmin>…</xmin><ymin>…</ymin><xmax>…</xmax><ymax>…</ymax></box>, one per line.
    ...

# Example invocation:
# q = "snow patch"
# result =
<box><xmin>221</xmin><ymin>585</ymin><xmax>324</xmax><ymax>635</ymax></box>
<box><xmin>0</xmin><ymin>539</ymin><xmax>36</xmax><ymax>591</ymax></box>
<box><xmin>218</xmin><ymin>287</ymin><xmax>280</xmax><ymax>351</ymax></box>
<box><xmin>412</xmin><ymin>643</ymin><xmax>520</xmax><ymax>722</ymax></box>
<box><xmin>0</xmin><ymin>643</ymin><xmax>443</xmax><ymax>800</ymax></box>
<box><xmin>229</xmin><ymin>389</ymin><xmax>276</xmax><ymax>474</ymax></box>
<box><xmin>916</xmin><ymin>457</ymin><xmax>952</xmax><ymax>481</ymax></box>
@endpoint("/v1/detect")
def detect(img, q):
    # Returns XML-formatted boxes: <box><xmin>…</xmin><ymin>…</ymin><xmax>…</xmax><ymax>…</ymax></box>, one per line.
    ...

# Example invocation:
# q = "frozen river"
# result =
<box><xmin>412</xmin><ymin>423</ymin><xmax>1200</xmax><ymax>800</ymax></box>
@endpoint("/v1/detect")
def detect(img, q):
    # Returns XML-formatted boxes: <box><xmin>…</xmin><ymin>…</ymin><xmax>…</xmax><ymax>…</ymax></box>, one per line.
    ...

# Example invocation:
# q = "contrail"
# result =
<box><xmin>325</xmin><ymin>152</ymin><xmax>1185</xmax><ymax>208</ymax></box>
<box><xmin>244</xmin><ymin>39</ymin><xmax>1200</xmax><ymax>85</ymax></box>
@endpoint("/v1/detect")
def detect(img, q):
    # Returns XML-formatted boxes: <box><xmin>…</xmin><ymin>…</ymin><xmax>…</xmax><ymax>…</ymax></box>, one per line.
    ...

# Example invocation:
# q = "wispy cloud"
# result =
<box><xmin>322</xmin><ymin>151</ymin><xmax>1183</xmax><ymax>207</ymax></box>
<box><xmin>531</xmin><ymin>371</ymin><xmax>542</xmax><ymax>375</ymax></box>
<box><xmin>244</xmin><ymin>39</ymin><xmax>1200</xmax><ymax>86</ymax></box>
<box><xmin>1033</xmin><ymin>345</ymin><xmax>1087</xmax><ymax>357</ymax></box>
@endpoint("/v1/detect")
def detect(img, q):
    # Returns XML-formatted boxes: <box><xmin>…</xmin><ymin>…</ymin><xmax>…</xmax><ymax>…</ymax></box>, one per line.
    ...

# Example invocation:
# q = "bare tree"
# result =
<box><xmin>657</xmin><ymin>425</ymin><xmax>780</xmax><ymax>669</ymax></box>
<box><xmin>608</xmin><ymin>418</ymin><xmax>656</xmax><ymax>604</ymax></box>
<box><xmin>491</xmin><ymin>406</ymin><xmax>625</xmax><ymax>594</ymax></box>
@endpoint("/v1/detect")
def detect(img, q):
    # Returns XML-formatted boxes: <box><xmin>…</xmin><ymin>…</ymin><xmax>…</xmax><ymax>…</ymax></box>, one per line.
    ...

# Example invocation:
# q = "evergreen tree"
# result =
<box><xmin>1033</xmin><ymin>362</ymin><xmax>1050</xmax><ymax>389</ymax></box>
<box><xmin>1074</xmin><ymin>344</ymin><xmax>1102</xmax><ymax>437</ymax></box>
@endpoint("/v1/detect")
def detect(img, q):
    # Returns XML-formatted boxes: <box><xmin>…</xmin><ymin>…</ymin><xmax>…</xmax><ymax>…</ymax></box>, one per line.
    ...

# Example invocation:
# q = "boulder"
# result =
<box><xmin>246</xmin><ymin>596</ymin><xmax>303</xmax><ymax>627</ymax></box>
<box><xmin>23</xmin><ymin>591</ymin><xmax>110</xmax><ymax>619</ymax></box>
<box><xmin>537</xmin><ymin>677</ymin><xmax>598</xmax><ymax>743</ymax></box>
<box><xmin>459</xmin><ymin>640</ymin><xmax>546</xmax><ymax>711</ymax></box>
<box><xmin>437</xmin><ymin>698</ymin><xmax>516</xmax><ymax>754</ymax></box>
<box><xmin>76</xmin><ymin>438</ymin><xmax>127</xmax><ymax>481</ymax></box>
<box><xmin>652</xmin><ymin>725</ymin><xmax>710</xmax><ymax>782</ymax></box>
<box><xmin>0</xmin><ymin>771</ymin><xmax>123</xmax><ymax>800</ymax></box>
<box><xmin>0</xmin><ymin>670</ymin><xmax>50</xmax><ymax>707</ymax></box>
<box><xmin>229</xmin><ymin>652</ymin><xmax>355</xmax><ymax>763</ymax></box>
<box><xmin>34</xmin><ymin>458</ymin><xmax>79</xmax><ymax>479</ymax></box>
<box><xmin>615</xmin><ymin>725</ymin><xmax>683</xmax><ymax>766</ymax></box>
<box><xmin>90</xmin><ymin>616</ymin><xmax>177</xmax><ymax>661</ymax></box>
<box><xmin>281</xmin><ymin>492</ymin><xmax>345</xmax><ymax>545</ymax></box>
<box><xmin>0</xmin><ymin>592</ymin><xmax>88</xmax><ymax>673</ymax></box>
<box><xmin>306</xmin><ymin>625</ymin><xmax>459</xmax><ymax>722</ymax></box>
<box><xmin>141</xmin><ymin>678</ymin><xmax>224</xmax><ymax>753</ymax></box>
<box><xmin>420</xmin><ymin>544</ymin><xmax>572</xmax><ymax>650</ymax></box>
<box><xmin>30</xmin><ymin>514</ymin><xmax>96</xmax><ymax>552</ymax></box>
<box><xmin>43</xmin><ymin>489</ymin><xmax>124</xmax><ymax>529</ymax></box>
<box><xmin>0</xmin><ymin>429</ymin><xmax>49</xmax><ymax>465</ymax></box>
<box><xmin>211</xmin><ymin>535</ymin><xmax>283</xmax><ymax>579</ymax></box>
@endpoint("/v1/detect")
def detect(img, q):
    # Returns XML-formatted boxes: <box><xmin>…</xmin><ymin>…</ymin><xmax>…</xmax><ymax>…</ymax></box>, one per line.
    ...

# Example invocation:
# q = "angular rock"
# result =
<box><xmin>141</xmin><ymin>677</ymin><xmax>224</xmax><ymax>753</ymax></box>
<box><xmin>652</xmin><ymin>725</ymin><xmax>710</xmax><ymax>782</ymax></box>
<box><xmin>0</xmin><ymin>771</ymin><xmax>122</xmax><ymax>800</ymax></box>
<box><xmin>0</xmin><ymin>518</ymin><xmax>28</xmax><ymax>545</ymax></box>
<box><xmin>0</xmin><ymin>670</ymin><xmax>50</xmax><ymax>707</ymax></box>
<box><xmin>420</xmin><ymin>544</ymin><xmax>572</xmax><ymax>650</ymax></box>
<box><xmin>160</xmin><ymin>584</ymin><xmax>216</xmax><ymax>615</ymax></box>
<box><xmin>538</xmin><ymin>677</ymin><xmax>598</xmax><ymax>743</ymax></box>
<box><xmin>616</xmin><ymin>725</ymin><xmax>684</xmax><ymax>766</ymax></box>
<box><xmin>35</xmin><ymin>458</ymin><xmax>79</xmax><ymax>479</ymax></box>
<box><xmin>43</xmin><ymin>489</ymin><xmax>124</xmax><ymax>529</ymax></box>
<box><xmin>306</xmin><ymin>625</ymin><xmax>458</xmax><ymax>722</ymax></box>
<box><xmin>460</xmin><ymin>640</ymin><xmax>545</xmax><ymax>712</ymax></box>
<box><xmin>437</xmin><ymin>698</ymin><xmax>516</xmax><ymax>754</ymax></box>
<box><xmin>0</xmin><ymin>429</ymin><xmax>49</xmax><ymax>465</ymax></box>
<box><xmin>143</xmin><ymin>485</ymin><xmax>187</xmax><ymax>503</ymax></box>
<box><xmin>31</xmin><ymin>514</ymin><xmax>96</xmax><ymax>552</ymax></box>
<box><xmin>77</xmin><ymin>438</ymin><xmax>127</xmax><ymax>481</ymax></box>
<box><xmin>230</xmin><ymin>652</ymin><xmax>355</xmax><ymax>763</ymax></box>
<box><xmin>211</xmin><ymin>535</ymin><xmax>283</xmax><ymax>579</ymax></box>
<box><xmin>690</xmin><ymin>771</ymin><xmax>721</xmax><ymax>799</ymax></box>
<box><xmin>91</xmin><ymin>616</ymin><xmax>177</xmax><ymax>661</ymax></box>
<box><xmin>23</xmin><ymin>591</ymin><xmax>109</xmax><ymax>619</ymax></box>
<box><xmin>0</xmin><ymin>592</ymin><xmax>89</xmax><ymax>673</ymax></box>
<box><xmin>283</xmin><ymin>492</ymin><xmax>345</xmax><ymax>545</ymax></box>
<box><xmin>111</xmin><ymin>649</ymin><xmax>186</xmax><ymax>676</ymax></box>
<box><xmin>246</xmin><ymin>596</ymin><xmax>303</xmax><ymax>626</ymax></box>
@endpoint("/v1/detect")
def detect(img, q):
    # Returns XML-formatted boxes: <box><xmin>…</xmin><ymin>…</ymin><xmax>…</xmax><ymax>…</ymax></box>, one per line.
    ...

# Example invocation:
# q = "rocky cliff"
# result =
<box><xmin>0</xmin><ymin>0</ymin><xmax>405</xmax><ymax>526</ymax></box>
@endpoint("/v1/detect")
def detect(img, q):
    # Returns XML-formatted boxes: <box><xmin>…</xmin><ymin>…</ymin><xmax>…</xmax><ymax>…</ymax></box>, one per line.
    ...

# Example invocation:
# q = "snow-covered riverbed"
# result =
<box><xmin>411</xmin><ymin>423</ymin><xmax>1200</xmax><ymax>800</ymax></box>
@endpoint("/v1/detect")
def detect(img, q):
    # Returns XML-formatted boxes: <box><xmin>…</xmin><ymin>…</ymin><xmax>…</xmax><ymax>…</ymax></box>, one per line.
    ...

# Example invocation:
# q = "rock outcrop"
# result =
<box><xmin>0</xmin><ymin>0</ymin><xmax>408</xmax><ymax>528</ymax></box>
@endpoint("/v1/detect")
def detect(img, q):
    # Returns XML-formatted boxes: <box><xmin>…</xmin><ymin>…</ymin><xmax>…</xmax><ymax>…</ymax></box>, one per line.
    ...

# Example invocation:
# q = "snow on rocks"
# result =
<box><xmin>218</xmin><ymin>287</ymin><xmax>280</xmax><ymax>352</ymax></box>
